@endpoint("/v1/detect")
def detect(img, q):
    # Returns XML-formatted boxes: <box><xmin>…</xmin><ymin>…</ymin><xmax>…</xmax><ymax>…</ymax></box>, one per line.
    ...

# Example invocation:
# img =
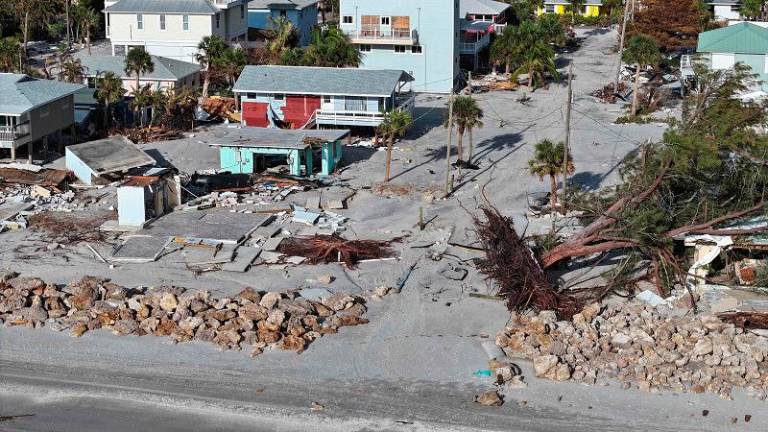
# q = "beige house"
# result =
<box><xmin>104</xmin><ymin>0</ymin><xmax>248</xmax><ymax>63</ymax></box>
<box><xmin>0</xmin><ymin>74</ymin><xmax>84</xmax><ymax>162</ymax></box>
<box><xmin>76</xmin><ymin>54</ymin><xmax>202</xmax><ymax>93</ymax></box>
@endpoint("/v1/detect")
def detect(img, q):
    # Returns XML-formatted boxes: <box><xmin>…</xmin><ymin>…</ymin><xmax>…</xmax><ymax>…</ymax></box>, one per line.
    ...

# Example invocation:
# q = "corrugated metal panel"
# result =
<box><xmin>698</xmin><ymin>22</ymin><xmax>768</xmax><ymax>55</ymax></box>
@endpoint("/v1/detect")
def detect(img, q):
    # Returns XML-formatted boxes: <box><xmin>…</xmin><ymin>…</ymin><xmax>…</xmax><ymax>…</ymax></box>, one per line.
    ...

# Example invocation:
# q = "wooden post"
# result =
<box><xmin>615</xmin><ymin>0</ymin><xmax>631</xmax><ymax>91</ymax></box>
<box><xmin>444</xmin><ymin>91</ymin><xmax>454</xmax><ymax>195</ymax></box>
<box><xmin>562</xmin><ymin>63</ymin><xmax>573</xmax><ymax>215</ymax></box>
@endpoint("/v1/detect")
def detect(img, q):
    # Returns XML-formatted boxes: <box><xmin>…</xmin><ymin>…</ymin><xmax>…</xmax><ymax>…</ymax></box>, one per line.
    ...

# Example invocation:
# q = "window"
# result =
<box><xmin>160</xmin><ymin>14</ymin><xmax>166</xmax><ymax>30</ymax></box>
<box><xmin>323</xmin><ymin>95</ymin><xmax>331</xmax><ymax>104</ymax></box>
<box><xmin>342</xmin><ymin>15</ymin><xmax>353</xmax><ymax>24</ymax></box>
<box><xmin>545</xmin><ymin>4</ymin><xmax>555</xmax><ymax>13</ymax></box>
<box><xmin>246</xmin><ymin>93</ymin><xmax>257</xmax><ymax>99</ymax></box>
<box><xmin>380</xmin><ymin>16</ymin><xmax>390</xmax><ymax>25</ymax></box>
<box><xmin>182</xmin><ymin>15</ymin><xmax>189</xmax><ymax>31</ymax></box>
<box><xmin>411</xmin><ymin>45</ymin><xmax>422</xmax><ymax>54</ymax></box>
<box><xmin>216</xmin><ymin>13</ymin><xmax>220</xmax><ymax>28</ymax></box>
<box><xmin>137</xmin><ymin>14</ymin><xmax>143</xmax><ymax>30</ymax></box>
<box><xmin>280</xmin><ymin>10</ymin><xmax>287</xmax><ymax>17</ymax></box>
<box><xmin>359</xmin><ymin>44</ymin><xmax>371</xmax><ymax>52</ymax></box>
<box><xmin>394</xmin><ymin>45</ymin><xmax>407</xmax><ymax>54</ymax></box>
<box><xmin>344</xmin><ymin>96</ymin><xmax>365</xmax><ymax>111</ymax></box>
<box><xmin>241</xmin><ymin>4</ymin><xmax>245</xmax><ymax>19</ymax></box>
<box><xmin>273</xmin><ymin>93</ymin><xmax>285</xmax><ymax>101</ymax></box>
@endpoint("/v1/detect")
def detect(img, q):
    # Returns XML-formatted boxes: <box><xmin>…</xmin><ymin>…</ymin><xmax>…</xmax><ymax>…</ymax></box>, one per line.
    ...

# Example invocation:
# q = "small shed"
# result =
<box><xmin>207</xmin><ymin>127</ymin><xmax>349</xmax><ymax>176</ymax></box>
<box><xmin>117</xmin><ymin>167</ymin><xmax>181</xmax><ymax>227</ymax></box>
<box><xmin>65</xmin><ymin>135</ymin><xmax>156</xmax><ymax>185</ymax></box>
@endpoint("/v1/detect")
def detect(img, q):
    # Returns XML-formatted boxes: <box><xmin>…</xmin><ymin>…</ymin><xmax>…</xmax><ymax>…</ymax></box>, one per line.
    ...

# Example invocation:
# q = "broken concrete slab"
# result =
<box><xmin>111</xmin><ymin>236</ymin><xmax>171</xmax><ymax>263</ymax></box>
<box><xmin>305</xmin><ymin>193</ymin><xmax>321</xmax><ymax>210</ymax></box>
<box><xmin>298</xmin><ymin>288</ymin><xmax>333</xmax><ymax>302</ymax></box>
<box><xmin>142</xmin><ymin>210</ymin><xmax>272</xmax><ymax>244</ymax></box>
<box><xmin>221</xmin><ymin>247</ymin><xmax>262</xmax><ymax>273</ymax></box>
<box><xmin>262</xmin><ymin>237</ymin><xmax>283</xmax><ymax>252</ymax></box>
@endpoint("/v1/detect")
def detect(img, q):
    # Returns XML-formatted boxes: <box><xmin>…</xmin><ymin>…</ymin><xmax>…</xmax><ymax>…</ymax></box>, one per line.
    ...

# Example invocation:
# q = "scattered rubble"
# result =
<box><xmin>0</xmin><ymin>275</ymin><xmax>370</xmax><ymax>357</ymax></box>
<box><xmin>496</xmin><ymin>301</ymin><xmax>768</xmax><ymax>399</ymax></box>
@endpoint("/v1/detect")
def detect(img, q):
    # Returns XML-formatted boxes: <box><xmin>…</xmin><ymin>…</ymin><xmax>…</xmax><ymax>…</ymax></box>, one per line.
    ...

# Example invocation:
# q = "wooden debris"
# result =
<box><xmin>277</xmin><ymin>234</ymin><xmax>399</xmax><ymax>269</ymax></box>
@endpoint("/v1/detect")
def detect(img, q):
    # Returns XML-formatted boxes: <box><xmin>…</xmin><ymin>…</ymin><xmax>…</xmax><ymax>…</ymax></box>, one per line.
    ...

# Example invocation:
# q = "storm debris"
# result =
<box><xmin>0</xmin><ymin>275</ymin><xmax>369</xmax><ymax>356</ymax></box>
<box><xmin>496</xmin><ymin>301</ymin><xmax>768</xmax><ymax>399</ymax></box>
<box><xmin>277</xmin><ymin>234</ymin><xmax>399</xmax><ymax>269</ymax></box>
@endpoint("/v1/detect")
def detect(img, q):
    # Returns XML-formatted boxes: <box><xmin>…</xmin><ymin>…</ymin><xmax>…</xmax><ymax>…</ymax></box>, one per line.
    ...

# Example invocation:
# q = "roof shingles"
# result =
<box><xmin>104</xmin><ymin>0</ymin><xmax>218</xmax><ymax>15</ymax></box>
<box><xmin>75</xmin><ymin>54</ymin><xmax>201</xmax><ymax>81</ymax></box>
<box><xmin>0</xmin><ymin>74</ymin><xmax>84</xmax><ymax>116</ymax></box>
<box><xmin>233</xmin><ymin>65</ymin><xmax>413</xmax><ymax>96</ymax></box>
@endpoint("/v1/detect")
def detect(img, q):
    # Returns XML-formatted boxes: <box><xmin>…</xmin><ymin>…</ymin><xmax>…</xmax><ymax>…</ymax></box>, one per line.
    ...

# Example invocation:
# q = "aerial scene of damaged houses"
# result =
<box><xmin>7</xmin><ymin>0</ymin><xmax>768</xmax><ymax>430</ymax></box>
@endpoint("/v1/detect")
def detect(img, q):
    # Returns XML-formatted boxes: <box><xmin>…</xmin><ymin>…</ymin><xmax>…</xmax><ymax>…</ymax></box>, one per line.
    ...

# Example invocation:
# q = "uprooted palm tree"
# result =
<box><xmin>623</xmin><ymin>34</ymin><xmax>661</xmax><ymax>117</ymax></box>
<box><xmin>445</xmin><ymin>96</ymin><xmax>484</xmax><ymax>163</ymax></box>
<box><xmin>378</xmin><ymin>109</ymin><xmax>413</xmax><ymax>182</ymax></box>
<box><xmin>124</xmin><ymin>47</ymin><xmax>154</xmax><ymax>96</ymax></box>
<box><xmin>528</xmin><ymin>139</ymin><xmax>574</xmax><ymax>214</ymax></box>
<box><xmin>196</xmin><ymin>35</ymin><xmax>227</xmax><ymax>98</ymax></box>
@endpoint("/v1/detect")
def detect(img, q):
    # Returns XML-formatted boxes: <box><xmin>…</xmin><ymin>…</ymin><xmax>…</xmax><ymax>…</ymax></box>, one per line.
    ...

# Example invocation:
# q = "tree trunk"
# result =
<box><xmin>86</xmin><ymin>29</ymin><xmax>92</xmax><ymax>55</ymax></box>
<box><xmin>505</xmin><ymin>62</ymin><xmax>510</xmax><ymax>74</ymax></box>
<box><xmin>135</xmin><ymin>75</ymin><xmax>140</xmax><ymax>96</ymax></box>
<box><xmin>65</xmin><ymin>0</ymin><xmax>71</xmax><ymax>48</ymax></box>
<box><xmin>385</xmin><ymin>134</ymin><xmax>394</xmax><ymax>182</ymax></box>
<box><xmin>456</xmin><ymin>126</ymin><xmax>465</xmax><ymax>161</ymax></box>
<box><xmin>22</xmin><ymin>11</ymin><xmax>30</xmax><ymax>70</ymax></box>
<box><xmin>631</xmin><ymin>64</ymin><xmax>641</xmax><ymax>117</ymax></box>
<box><xmin>528</xmin><ymin>65</ymin><xmax>534</xmax><ymax>89</ymax></box>
<box><xmin>549</xmin><ymin>174</ymin><xmax>558</xmax><ymax>213</ymax></box>
<box><xmin>468</xmin><ymin>127</ymin><xmax>474</xmax><ymax>164</ymax></box>
<box><xmin>202</xmin><ymin>72</ymin><xmax>210</xmax><ymax>99</ymax></box>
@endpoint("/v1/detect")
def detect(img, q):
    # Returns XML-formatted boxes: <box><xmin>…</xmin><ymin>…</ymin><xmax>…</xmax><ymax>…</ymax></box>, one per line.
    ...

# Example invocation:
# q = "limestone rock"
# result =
<box><xmin>474</xmin><ymin>390</ymin><xmax>503</xmax><ymax>406</ymax></box>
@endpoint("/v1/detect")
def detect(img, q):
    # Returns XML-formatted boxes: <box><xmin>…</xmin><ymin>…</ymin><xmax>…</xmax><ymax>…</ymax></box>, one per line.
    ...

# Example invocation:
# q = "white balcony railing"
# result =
<box><xmin>0</xmin><ymin>123</ymin><xmax>30</xmax><ymax>142</ymax></box>
<box><xmin>347</xmin><ymin>26</ymin><xmax>417</xmax><ymax>44</ymax></box>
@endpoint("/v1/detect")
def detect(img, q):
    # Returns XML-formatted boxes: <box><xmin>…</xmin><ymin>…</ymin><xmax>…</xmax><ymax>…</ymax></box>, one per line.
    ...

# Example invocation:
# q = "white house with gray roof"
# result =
<box><xmin>104</xmin><ymin>0</ymin><xmax>248</xmax><ymax>63</ymax></box>
<box><xmin>0</xmin><ymin>74</ymin><xmax>84</xmax><ymax>162</ymax></box>
<box><xmin>76</xmin><ymin>54</ymin><xmax>202</xmax><ymax>93</ymax></box>
<box><xmin>707</xmin><ymin>0</ymin><xmax>742</xmax><ymax>21</ymax></box>
<box><xmin>233</xmin><ymin>65</ymin><xmax>415</xmax><ymax>128</ymax></box>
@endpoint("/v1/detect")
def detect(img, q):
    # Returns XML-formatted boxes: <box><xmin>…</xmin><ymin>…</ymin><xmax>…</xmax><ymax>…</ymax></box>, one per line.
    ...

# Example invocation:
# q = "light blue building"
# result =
<box><xmin>339</xmin><ymin>0</ymin><xmax>460</xmax><ymax>93</ymax></box>
<box><xmin>248</xmin><ymin>0</ymin><xmax>320</xmax><ymax>46</ymax></box>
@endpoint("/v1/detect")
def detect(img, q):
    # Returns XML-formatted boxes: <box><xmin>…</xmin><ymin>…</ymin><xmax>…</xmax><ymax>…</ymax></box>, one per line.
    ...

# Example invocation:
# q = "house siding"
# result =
<box><xmin>27</xmin><ymin>96</ymin><xmax>75</xmax><ymax>144</ymax></box>
<box><xmin>339</xmin><ymin>0</ymin><xmax>459</xmax><ymax>93</ymax></box>
<box><xmin>249</xmin><ymin>5</ymin><xmax>319</xmax><ymax>46</ymax></box>
<box><xmin>107</xmin><ymin>5</ymin><xmax>247</xmax><ymax>63</ymax></box>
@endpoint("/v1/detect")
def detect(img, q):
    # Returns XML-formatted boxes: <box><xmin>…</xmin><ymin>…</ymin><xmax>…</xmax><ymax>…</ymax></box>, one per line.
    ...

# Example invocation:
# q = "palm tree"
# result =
<box><xmin>0</xmin><ymin>37</ymin><xmax>20</xmax><ymax>72</ymax></box>
<box><xmin>78</xmin><ymin>7</ymin><xmax>99</xmax><ymax>55</ymax></box>
<box><xmin>528</xmin><ymin>139</ymin><xmax>574</xmax><ymax>214</ymax></box>
<box><xmin>377</xmin><ymin>109</ymin><xmax>412</xmax><ymax>182</ymax></box>
<box><xmin>196</xmin><ymin>35</ymin><xmax>227</xmax><ymax>98</ymax></box>
<box><xmin>57</xmin><ymin>57</ymin><xmax>84</xmax><ymax>83</ymax></box>
<box><xmin>623</xmin><ymin>34</ymin><xmax>661</xmax><ymax>117</ymax></box>
<box><xmin>513</xmin><ymin>41</ymin><xmax>558</xmax><ymax>90</ymax></box>
<box><xmin>538</xmin><ymin>13</ymin><xmax>566</xmax><ymax>46</ymax></box>
<box><xmin>446</xmin><ymin>96</ymin><xmax>484</xmax><ymax>162</ymax></box>
<box><xmin>266</xmin><ymin>16</ymin><xmax>297</xmax><ymax>62</ymax></box>
<box><xmin>124</xmin><ymin>47</ymin><xmax>154</xmax><ymax>96</ymax></box>
<box><xmin>97</xmin><ymin>71</ymin><xmax>126</xmax><ymax>131</ymax></box>
<box><xmin>130</xmin><ymin>84</ymin><xmax>153</xmax><ymax>127</ymax></box>
<box><xmin>215</xmin><ymin>47</ymin><xmax>247</xmax><ymax>87</ymax></box>
<box><xmin>304</xmin><ymin>28</ymin><xmax>361</xmax><ymax>67</ymax></box>
<box><xmin>490</xmin><ymin>20</ymin><xmax>540</xmax><ymax>74</ymax></box>
<box><xmin>569</xmin><ymin>0</ymin><xmax>585</xmax><ymax>24</ymax></box>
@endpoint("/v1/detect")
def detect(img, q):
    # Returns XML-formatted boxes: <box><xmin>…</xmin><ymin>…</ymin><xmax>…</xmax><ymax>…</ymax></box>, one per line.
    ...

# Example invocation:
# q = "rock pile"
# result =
<box><xmin>0</xmin><ymin>274</ymin><xmax>369</xmax><ymax>357</ymax></box>
<box><xmin>496</xmin><ymin>301</ymin><xmax>768</xmax><ymax>399</ymax></box>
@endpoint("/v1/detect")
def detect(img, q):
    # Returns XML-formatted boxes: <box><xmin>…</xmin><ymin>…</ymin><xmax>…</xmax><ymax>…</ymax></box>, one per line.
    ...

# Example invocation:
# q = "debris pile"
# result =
<box><xmin>28</xmin><ymin>210</ymin><xmax>114</xmax><ymax>243</ymax></box>
<box><xmin>0</xmin><ymin>275</ymin><xmax>370</xmax><ymax>356</ymax></box>
<box><xmin>278</xmin><ymin>234</ymin><xmax>398</xmax><ymax>269</ymax></box>
<box><xmin>591</xmin><ymin>82</ymin><xmax>628</xmax><ymax>103</ymax></box>
<box><xmin>496</xmin><ymin>301</ymin><xmax>768</xmax><ymax>399</ymax></box>
<box><xmin>0</xmin><ymin>185</ymin><xmax>79</xmax><ymax>233</ymax></box>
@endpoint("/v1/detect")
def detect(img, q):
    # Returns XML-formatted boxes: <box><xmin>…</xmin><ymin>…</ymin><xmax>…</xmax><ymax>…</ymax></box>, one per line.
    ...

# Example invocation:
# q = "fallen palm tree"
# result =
<box><xmin>473</xmin><ymin>204</ymin><xmax>580</xmax><ymax>317</ymax></box>
<box><xmin>277</xmin><ymin>234</ymin><xmax>398</xmax><ymax>269</ymax></box>
<box><xmin>539</xmin><ymin>64</ymin><xmax>768</xmax><ymax>297</ymax></box>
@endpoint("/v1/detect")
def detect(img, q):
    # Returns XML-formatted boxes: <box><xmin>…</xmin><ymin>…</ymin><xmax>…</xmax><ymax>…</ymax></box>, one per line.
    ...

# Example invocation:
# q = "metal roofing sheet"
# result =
<box><xmin>206</xmin><ymin>126</ymin><xmax>349</xmax><ymax>149</ymax></box>
<box><xmin>105</xmin><ymin>0</ymin><xmax>218</xmax><ymax>14</ymax></box>
<box><xmin>697</xmin><ymin>22</ymin><xmax>768</xmax><ymax>54</ymax></box>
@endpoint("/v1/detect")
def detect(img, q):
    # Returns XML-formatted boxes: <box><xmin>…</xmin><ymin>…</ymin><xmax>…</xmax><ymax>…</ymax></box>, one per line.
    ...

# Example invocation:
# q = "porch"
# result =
<box><xmin>0</xmin><ymin>116</ymin><xmax>31</xmax><ymax>148</ymax></box>
<box><xmin>315</xmin><ymin>92</ymin><xmax>416</xmax><ymax>128</ymax></box>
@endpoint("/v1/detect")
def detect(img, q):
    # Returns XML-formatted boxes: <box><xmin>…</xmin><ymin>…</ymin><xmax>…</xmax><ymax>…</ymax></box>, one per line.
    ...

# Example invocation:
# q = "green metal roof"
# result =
<box><xmin>697</xmin><ymin>22</ymin><xmax>768</xmax><ymax>54</ymax></box>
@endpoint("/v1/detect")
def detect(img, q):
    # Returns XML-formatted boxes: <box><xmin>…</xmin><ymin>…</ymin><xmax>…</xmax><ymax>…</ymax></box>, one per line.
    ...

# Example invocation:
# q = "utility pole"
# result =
<box><xmin>445</xmin><ymin>91</ymin><xmax>454</xmax><ymax>195</ymax></box>
<box><xmin>562</xmin><ymin>63</ymin><xmax>573</xmax><ymax>215</ymax></box>
<box><xmin>614</xmin><ymin>0</ymin><xmax>631</xmax><ymax>90</ymax></box>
